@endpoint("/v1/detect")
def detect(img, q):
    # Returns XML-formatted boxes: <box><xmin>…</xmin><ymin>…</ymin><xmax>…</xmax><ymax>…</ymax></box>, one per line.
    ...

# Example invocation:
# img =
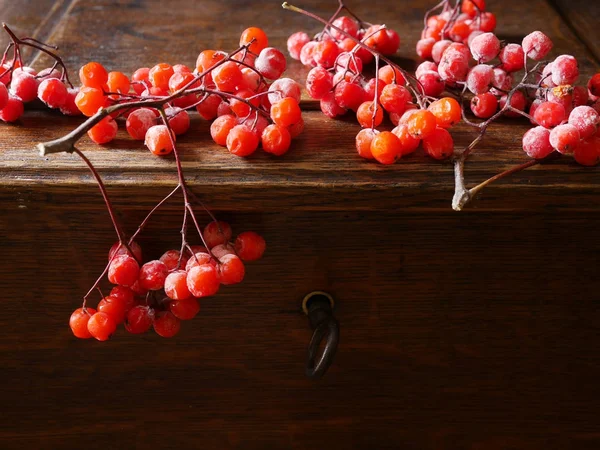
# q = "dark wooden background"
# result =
<box><xmin>1</xmin><ymin>1</ymin><xmax>599</xmax><ymax>449</ymax></box>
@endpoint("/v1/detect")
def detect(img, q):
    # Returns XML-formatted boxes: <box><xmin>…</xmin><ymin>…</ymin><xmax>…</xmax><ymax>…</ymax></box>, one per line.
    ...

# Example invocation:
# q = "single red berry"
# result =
<box><xmin>203</xmin><ymin>221</ymin><xmax>232</xmax><ymax>249</ymax></box>
<box><xmin>88</xmin><ymin>116</ymin><xmax>118</xmax><ymax>145</ymax></box>
<box><xmin>87</xmin><ymin>312</ymin><xmax>117</xmax><ymax>341</ymax></box>
<box><xmin>109</xmin><ymin>286</ymin><xmax>136</xmax><ymax>310</ymax></box>
<box><xmin>234</xmin><ymin>232</ymin><xmax>266</xmax><ymax>261</ymax></box>
<box><xmin>125</xmin><ymin>305</ymin><xmax>155</xmax><ymax>334</ymax></box>
<box><xmin>79</xmin><ymin>62</ymin><xmax>108</xmax><ymax>89</ymax></box>
<box><xmin>108</xmin><ymin>255</ymin><xmax>140</xmax><ymax>287</ymax></box>
<box><xmin>69</xmin><ymin>307</ymin><xmax>97</xmax><ymax>339</ymax></box>
<box><xmin>170</xmin><ymin>298</ymin><xmax>200</xmax><ymax>320</ymax></box>
<box><xmin>187</xmin><ymin>264</ymin><xmax>220</xmax><ymax>298</ymax></box>
<box><xmin>160</xmin><ymin>249</ymin><xmax>188</xmax><ymax>271</ymax></box>
<box><xmin>97</xmin><ymin>297</ymin><xmax>127</xmax><ymax>324</ymax></box>
<box><xmin>422</xmin><ymin>127</ymin><xmax>454</xmax><ymax>160</ymax></box>
<box><xmin>164</xmin><ymin>270</ymin><xmax>192</xmax><ymax>300</ymax></box>
<box><xmin>153</xmin><ymin>312</ymin><xmax>181</xmax><ymax>338</ymax></box>
<box><xmin>37</xmin><ymin>78</ymin><xmax>68</xmax><ymax>108</ymax></box>
<box><xmin>217</xmin><ymin>254</ymin><xmax>246</xmax><ymax>285</ymax></box>
<box><xmin>522</xmin><ymin>126</ymin><xmax>554</xmax><ymax>159</ymax></box>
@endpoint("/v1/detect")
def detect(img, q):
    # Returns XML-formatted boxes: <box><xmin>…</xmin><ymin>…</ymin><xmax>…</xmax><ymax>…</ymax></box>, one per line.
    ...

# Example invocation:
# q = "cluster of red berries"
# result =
<box><xmin>413</xmin><ymin>1</ymin><xmax>600</xmax><ymax>167</ymax></box>
<box><xmin>0</xmin><ymin>61</ymin><xmax>79</xmax><ymax>122</ymax></box>
<box><xmin>69</xmin><ymin>222</ymin><xmax>266</xmax><ymax>341</ymax></box>
<box><xmin>75</xmin><ymin>27</ymin><xmax>303</xmax><ymax>157</ymax></box>
<box><xmin>287</xmin><ymin>10</ymin><xmax>461</xmax><ymax>164</ymax></box>
<box><xmin>77</xmin><ymin>27</ymin><xmax>303</xmax><ymax>157</ymax></box>
<box><xmin>521</xmin><ymin>51</ymin><xmax>600</xmax><ymax>165</ymax></box>
<box><xmin>416</xmin><ymin>0</ymin><xmax>496</xmax><ymax>61</ymax></box>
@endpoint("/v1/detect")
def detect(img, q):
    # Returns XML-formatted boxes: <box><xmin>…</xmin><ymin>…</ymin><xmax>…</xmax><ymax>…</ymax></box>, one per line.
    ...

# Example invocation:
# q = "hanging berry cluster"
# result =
<box><xmin>283</xmin><ymin>0</ymin><xmax>600</xmax><ymax>210</ymax></box>
<box><xmin>70</xmin><ymin>228</ymin><xmax>266</xmax><ymax>341</ymax></box>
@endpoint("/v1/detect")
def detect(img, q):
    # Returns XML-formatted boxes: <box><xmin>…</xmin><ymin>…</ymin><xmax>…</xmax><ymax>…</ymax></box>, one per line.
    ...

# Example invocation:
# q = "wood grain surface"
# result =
<box><xmin>3</xmin><ymin>205</ymin><xmax>600</xmax><ymax>450</ymax></box>
<box><xmin>0</xmin><ymin>0</ymin><xmax>598</xmax><ymax>211</ymax></box>
<box><xmin>1</xmin><ymin>1</ymin><xmax>600</xmax><ymax>449</ymax></box>
<box><xmin>550</xmin><ymin>0</ymin><xmax>600</xmax><ymax>64</ymax></box>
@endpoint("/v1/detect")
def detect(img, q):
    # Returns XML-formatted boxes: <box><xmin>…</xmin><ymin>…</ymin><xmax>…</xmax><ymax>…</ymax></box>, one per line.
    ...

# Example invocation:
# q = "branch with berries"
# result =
<box><xmin>0</xmin><ymin>24</ymin><xmax>307</xmax><ymax>340</ymax></box>
<box><xmin>282</xmin><ymin>0</ymin><xmax>600</xmax><ymax>211</ymax></box>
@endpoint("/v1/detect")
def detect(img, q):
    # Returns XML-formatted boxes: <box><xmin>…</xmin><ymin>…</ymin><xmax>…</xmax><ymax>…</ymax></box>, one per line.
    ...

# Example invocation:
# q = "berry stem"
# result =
<box><xmin>73</xmin><ymin>148</ymin><xmax>127</xmax><ymax>243</ymax></box>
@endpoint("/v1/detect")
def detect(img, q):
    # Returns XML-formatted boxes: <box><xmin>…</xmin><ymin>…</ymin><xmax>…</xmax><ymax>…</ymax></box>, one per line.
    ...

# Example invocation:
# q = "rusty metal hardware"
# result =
<box><xmin>302</xmin><ymin>291</ymin><xmax>339</xmax><ymax>379</ymax></box>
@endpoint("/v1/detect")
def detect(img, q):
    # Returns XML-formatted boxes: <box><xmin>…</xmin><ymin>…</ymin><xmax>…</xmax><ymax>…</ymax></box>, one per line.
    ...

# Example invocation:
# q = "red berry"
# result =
<box><xmin>469</xmin><ymin>32</ymin><xmax>500</xmax><ymax>63</ymax></box>
<box><xmin>138</xmin><ymin>260</ymin><xmax>168</xmax><ymax>291</ymax></box>
<box><xmin>210</xmin><ymin>114</ymin><xmax>237</xmax><ymax>146</ymax></box>
<box><xmin>88</xmin><ymin>116</ymin><xmax>118</xmax><ymax>145</ymax></box>
<box><xmin>165</xmin><ymin>106</ymin><xmax>190</xmax><ymax>136</ymax></box>
<box><xmin>240</xmin><ymin>27</ymin><xmax>269</xmax><ymax>54</ymax></box>
<box><xmin>145</xmin><ymin>125</ymin><xmax>175</xmax><ymax>156</ymax></box>
<box><xmin>226</xmin><ymin>124</ymin><xmax>259</xmax><ymax>157</ymax></box>
<box><xmin>69</xmin><ymin>308</ymin><xmax>96</xmax><ymax>339</ymax></box>
<box><xmin>568</xmin><ymin>106</ymin><xmax>600</xmax><ymax>139</ymax></box>
<box><xmin>187</xmin><ymin>265</ymin><xmax>220</xmax><ymax>297</ymax></box>
<box><xmin>160</xmin><ymin>249</ymin><xmax>188</xmax><ymax>271</ymax></box>
<box><xmin>549</xmin><ymin>124</ymin><xmax>580</xmax><ymax>154</ymax></box>
<box><xmin>108</xmin><ymin>255</ymin><xmax>140</xmax><ymax>287</ymax></box>
<box><xmin>356</xmin><ymin>101</ymin><xmax>383</xmax><ymax>128</ymax></box>
<box><xmin>234</xmin><ymin>231</ymin><xmax>266</xmax><ymax>261</ymax></box>
<box><xmin>370</xmin><ymin>131</ymin><xmax>401</xmax><ymax>165</ymax></box>
<box><xmin>470</xmin><ymin>92</ymin><xmax>498</xmax><ymax>118</ymax></box>
<box><xmin>218</xmin><ymin>254</ymin><xmax>246</xmax><ymax>285</ymax></box>
<box><xmin>170</xmin><ymin>298</ymin><xmax>200</xmax><ymax>320</ymax></box>
<box><xmin>522</xmin><ymin>31</ymin><xmax>553</xmax><ymax>60</ymax></box>
<box><xmin>551</xmin><ymin>55</ymin><xmax>579</xmax><ymax>86</ymax></box>
<box><xmin>522</xmin><ymin>126</ymin><xmax>554</xmax><ymax>159</ymax></box>
<box><xmin>255</xmin><ymin>47</ymin><xmax>286</xmax><ymax>80</ymax></box>
<box><xmin>262</xmin><ymin>124</ymin><xmax>292</xmax><ymax>156</ymax></box>
<box><xmin>499</xmin><ymin>44</ymin><xmax>525</xmax><ymax>73</ymax></box>
<box><xmin>573</xmin><ymin>136</ymin><xmax>600</xmax><ymax>166</ymax></box>
<box><xmin>109</xmin><ymin>241</ymin><xmax>142</xmax><ymax>262</ymax></box>
<box><xmin>203</xmin><ymin>221</ymin><xmax>232</xmax><ymax>249</ymax></box>
<box><xmin>533</xmin><ymin>101</ymin><xmax>566</xmax><ymax>129</ymax></box>
<box><xmin>126</xmin><ymin>108</ymin><xmax>156</xmax><ymax>140</ymax></box>
<box><xmin>79</xmin><ymin>62</ymin><xmax>108</xmax><ymax>89</ymax></box>
<box><xmin>428</xmin><ymin>97</ymin><xmax>461</xmax><ymax>129</ymax></box>
<box><xmin>270</xmin><ymin>97</ymin><xmax>301</xmax><ymax>127</ymax></box>
<box><xmin>185</xmin><ymin>252</ymin><xmax>213</xmax><ymax>271</ymax></box>
<box><xmin>87</xmin><ymin>312</ymin><xmax>117</xmax><ymax>341</ymax></box>
<box><xmin>423</xmin><ymin>127</ymin><xmax>454</xmax><ymax>160</ymax></box>
<box><xmin>37</xmin><ymin>78</ymin><xmax>68</xmax><ymax>108</ymax></box>
<box><xmin>287</xmin><ymin>31</ymin><xmax>310</xmax><ymax>60</ymax></box>
<box><xmin>0</xmin><ymin>95</ymin><xmax>24</xmax><ymax>122</ymax></box>
<box><xmin>164</xmin><ymin>270</ymin><xmax>192</xmax><ymax>301</ymax></box>
<box><xmin>109</xmin><ymin>286</ymin><xmax>136</xmax><ymax>310</ymax></box>
<box><xmin>125</xmin><ymin>305</ymin><xmax>155</xmax><ymax>334</ymax></box>
<box><xmin>97</xmin><ymin>297</ymin><xmax>127</xmax><ymax>324</ymax></box>
<box><xmin>355</xmin><ymin>129</ymin><xmax>377</xmax><ymax>160</ymax></box>
<box><xmin>153</xmin><ymin>311</ymin><xmax>181</xmax><ymax>338</ymax></box>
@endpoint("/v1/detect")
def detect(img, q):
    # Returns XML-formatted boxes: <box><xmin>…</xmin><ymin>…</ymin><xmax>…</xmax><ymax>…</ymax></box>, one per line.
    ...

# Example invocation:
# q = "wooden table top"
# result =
<box><xmin>1</xmin><ymin>0</ymin><xmax>599</xmax><ymax>212</ymax></box>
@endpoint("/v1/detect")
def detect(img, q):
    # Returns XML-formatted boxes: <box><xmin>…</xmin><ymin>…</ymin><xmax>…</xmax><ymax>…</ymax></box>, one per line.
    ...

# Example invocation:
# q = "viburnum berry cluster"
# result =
<box><xmin>70</xmin><ymin>228</ymin><xmax>266</xmax><ymax>341</ymax></box>
<box><xmin>286</xmin><ymin>1</ymin><xmax>463</xmax><ymax>164</ymax></box>
<box><xmin>0</xmin><ymin>24</ymin><xmax>77</xmax><ymax>122</ymax></box>
<box><xmin>0</xmin><ymin>24</ymin><xmax>283</xmax><ymax>340</ymax></box>
<box><xmin>283</xmin><ymin>0</ymin><xmax>600</xmax><ymax>209</ymax></box>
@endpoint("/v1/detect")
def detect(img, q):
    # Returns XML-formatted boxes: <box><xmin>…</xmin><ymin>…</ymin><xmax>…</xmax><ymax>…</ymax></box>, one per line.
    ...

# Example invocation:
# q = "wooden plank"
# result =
<box><xmin>2</xmin><ymin>111</ymin><xmax>600</xmax><ymax>211</ymax></box>
<box><xmin>1</xmin><ymin>205</ymin><xmax>600</xmax><ymax>449</ymax></box>
<box><xmin>1</xmin><ymin>0</ymin><xmax>598</xmax><ymax>211</ymax></box>
<box><xmin>0</xmin><ymin>0</ymin><xmax>74</xmax><ymax>62</ymax></box>
<box><xmin>549</xmin><ymin>0</ymin><xmax>600</xmax><ymax>65</ymax></box>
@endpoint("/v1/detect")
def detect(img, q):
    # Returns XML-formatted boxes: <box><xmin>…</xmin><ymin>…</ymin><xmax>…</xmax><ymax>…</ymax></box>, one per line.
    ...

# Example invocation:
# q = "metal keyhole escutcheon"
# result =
<box><xmin>302</xmin><ymin>291</ymin><xmax>339</xmax><ymax>379</ymax></box>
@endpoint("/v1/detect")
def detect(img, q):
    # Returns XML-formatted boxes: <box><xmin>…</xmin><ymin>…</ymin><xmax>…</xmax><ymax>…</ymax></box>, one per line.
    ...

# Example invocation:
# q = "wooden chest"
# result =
<box><xmin>1</xmin><ymin>0</ymin><xmax>600</xmax><ymax>448</ymax></box>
